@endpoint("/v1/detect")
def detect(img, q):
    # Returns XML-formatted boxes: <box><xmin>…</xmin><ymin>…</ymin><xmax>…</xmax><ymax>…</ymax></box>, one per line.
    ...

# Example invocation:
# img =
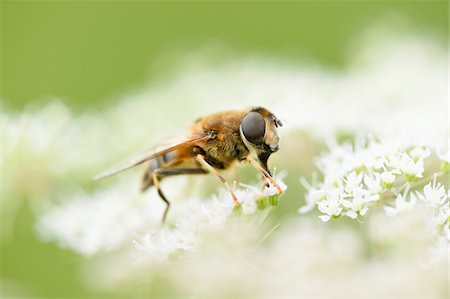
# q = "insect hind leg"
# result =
<box><xmin>140</xmin><ymin>159</ymin><xmax>161</xmax><ymax>192</ymax></box>
<box><xmin>141</xmin><ymin>170</ymin><xmax>154</xmax><ymax>192</ymax></box>
<box><xmin>151</xmin><ymin>171</ymin><xmax>170</xmax><ymax>223</ymax></box>
<box><xmin>150</xmin><ymin>167</ymin><xmax>207</xmax><ymax>223</ymax></box>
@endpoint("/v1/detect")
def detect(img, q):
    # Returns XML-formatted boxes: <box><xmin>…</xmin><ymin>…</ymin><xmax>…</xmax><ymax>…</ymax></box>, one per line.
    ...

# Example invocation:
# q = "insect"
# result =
<box><xmin>94</xmin><ymin>107</ymin><xmax>284</xmax><ymax>222</ymax></box>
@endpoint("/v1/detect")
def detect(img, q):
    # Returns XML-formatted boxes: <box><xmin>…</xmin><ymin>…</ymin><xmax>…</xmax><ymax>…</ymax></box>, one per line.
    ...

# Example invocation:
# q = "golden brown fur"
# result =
<box><xmin>141</xmin><ymin>110</ymin><xmax>250</xmax><ymax>190</ymax></box>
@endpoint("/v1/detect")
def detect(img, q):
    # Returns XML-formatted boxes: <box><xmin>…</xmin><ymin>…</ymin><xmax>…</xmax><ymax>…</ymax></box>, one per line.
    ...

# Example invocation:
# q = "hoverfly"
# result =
<box><xmin>94</xmin><ymin>107</ymin><xmax>284</xmax><ymax>222</ymax></box>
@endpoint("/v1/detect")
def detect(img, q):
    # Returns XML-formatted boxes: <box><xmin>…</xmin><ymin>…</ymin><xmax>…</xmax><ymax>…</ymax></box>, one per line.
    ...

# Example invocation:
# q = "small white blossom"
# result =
<box><xmin>409</xmin><ymin>147</ymin><xmax>430</xmax><ymax>161</ymax></box>
<box><xmin>298</xmin><ymin>187</ymin><xmax>326</xmax><ymax>214</ymax></box>
<box><xmin>262</xmin><ymin>177</ymin><xmax>288</xmax><ymax>197</ymax></box>
<box><xmin>384</xmin><ymin>193</ymin><xmax>417</xmax><ymax>216</ymax></box>
<box><xmin>380</xmin><ymin>171</ymin><xmax>395</xmax><ymax>184</ymax></box>
<box><xmin>344</xmin><ymin>171</ymin><xmax>363</xmax><ymax>193</ymax></box>
<box><xmin>317</xmin><ymin>190</ymin><xmax>343</xmax><ymax>222</ymax></box>
<box><xmin>436</xmin><ymin>203</ymin><xmax>448</xmax><ymax>226</ymax></box>
<box><xmin>342</xmin><ymin>187</ymin><xmax>376</xmax><ymax>219</ymax></box>
<box><xmin>236</xmin><ymin>189</ymin><xmax>258</xmax><ymax>214</ymax></box>
<box><xmin>417</xmin><ymin>176</ymin><xmax>447</xmax><ymax>207</ymax></box>
<box><xmin>133</xmin><ymin>225</ymin><xmax>195</xmax><ymax>264</ymax></box>
<box><xmin>364</xmin><ymin>173</ymin><xmax>382</xmax><ymax>194</ymax></box>
<box><xmin>399</xmin><ymin>154</ymin><xmax>425</xmax><ymax>180</ymax></box>
<box><xmin>437</xmin><ymin>149</ymin><xmax>450</xmax><ymax>163</ymax></box>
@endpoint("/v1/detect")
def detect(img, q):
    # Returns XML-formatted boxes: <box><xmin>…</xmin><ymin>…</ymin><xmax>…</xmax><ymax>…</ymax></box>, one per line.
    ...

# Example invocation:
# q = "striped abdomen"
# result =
<box><xmin>140</xmin><ymin>151</ymin><xmax>177</xmax><ymax>191</ymax></box>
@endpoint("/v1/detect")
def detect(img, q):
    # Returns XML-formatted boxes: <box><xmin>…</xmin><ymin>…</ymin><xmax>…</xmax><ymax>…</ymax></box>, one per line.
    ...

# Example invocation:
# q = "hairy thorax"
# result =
<box><xmin>191</xmin><ymin>110</ymin><xmax>249</xmax><ymax>169</ymax></box>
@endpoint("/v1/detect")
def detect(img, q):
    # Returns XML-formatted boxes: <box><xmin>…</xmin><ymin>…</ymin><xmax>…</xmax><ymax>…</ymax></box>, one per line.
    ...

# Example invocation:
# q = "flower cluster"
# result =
<box><xmin>299</xmin><ymin>135</ymin><xmax>448</xmax><ymax>235</ymax></box>
<box><xmin>37</xmin><ymin>175</ymin><xmax>287</xmax><ymax>261</ymax></box>
<box><xmin>132</xmin><ymin>175</ymin><xmax>286</xmax><ymax>264</ymax></box>
<box><xmin>418</xmin><ymin>175</ymin><xmax>449</xmax><ymax>239</ymax></box>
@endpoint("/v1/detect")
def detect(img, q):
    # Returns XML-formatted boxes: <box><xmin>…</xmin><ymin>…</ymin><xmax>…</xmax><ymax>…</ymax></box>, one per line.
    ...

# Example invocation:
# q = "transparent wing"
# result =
<box><xmin>93</xmin><ymin>134</ymin><xmax>211</xmax><ymax>180</ymax></box>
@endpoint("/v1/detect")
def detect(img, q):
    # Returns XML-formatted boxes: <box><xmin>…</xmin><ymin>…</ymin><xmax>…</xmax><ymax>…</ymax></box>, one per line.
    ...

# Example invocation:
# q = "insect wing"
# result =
<box><xmin>93</xmin><ymin>134</ymin><xmax>211</xmax><ymax>180</ymax></box>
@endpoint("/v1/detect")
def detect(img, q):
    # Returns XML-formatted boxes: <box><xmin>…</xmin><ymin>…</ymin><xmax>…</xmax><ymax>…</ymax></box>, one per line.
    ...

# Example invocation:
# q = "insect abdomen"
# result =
<box><xmin>140</xmin><ymin>152</ymin><xmax>175</xmax><ymax>191</ymax></box>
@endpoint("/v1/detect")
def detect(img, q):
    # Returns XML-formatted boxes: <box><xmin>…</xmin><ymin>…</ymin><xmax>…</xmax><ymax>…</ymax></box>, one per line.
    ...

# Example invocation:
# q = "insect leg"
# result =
<box><xmin>195</xmin><ymin>154</ymin><xmax>240</xmax><ymax>206</ymax></box>
<box><xmin>151</xmin><ymin>171</ymin><xmax>170</xmax><ymax>223</ymax></box>
<box><xmin>151</xmin><ymin>168</ymin><xmax>207</xmax><ymax>223</ymax></box>
<box><xmin>246</xmin><ymin>156</ymin><xmax>284</xmax><ymax>194</ymax></box>
<box><xmin>141</xmin><ymin>159</ymin><xmax>160</xmax><ymax>192</ymax></box>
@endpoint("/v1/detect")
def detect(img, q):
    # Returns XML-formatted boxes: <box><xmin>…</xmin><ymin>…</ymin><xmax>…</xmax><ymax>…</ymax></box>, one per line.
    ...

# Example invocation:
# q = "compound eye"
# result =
<box><xmin>241</xmin><ymin>112</ymin><xmax>266</xmax><ymax>144</ymax></box>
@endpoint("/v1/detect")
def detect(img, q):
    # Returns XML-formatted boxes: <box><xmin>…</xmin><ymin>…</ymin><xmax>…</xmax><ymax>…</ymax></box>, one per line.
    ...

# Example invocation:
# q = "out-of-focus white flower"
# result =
<box><xmin>399</xmin><ymin>154</ymin><xmax>425</xmax><ymax>180</ymax></box>
<box><xmin>410</xmin><ymin>147</ymin><xmax>430</xmax><ymax>161</ymax></box>
<box><xmin>428</xmin><ymin>233</ymin><xmax>449</xmax><ymax>264</ymax></box>
<box><xmin>344</xmin><ymin>171</ymin><xmax>363</xmax><ymax>193</ymax></box>
<box><xmin>364</xmin><ymin>173</ymin><xmax>382</xmax><ymax>194</ymax></box>
<box><xmin>133</xmin><ymin>225</ymin><xmax>195</xmax><ymax>264</ymax></box>
<box><xmin>436</xmin><ymin>148</ymin><xmax>450</xmax><ymax>173</ymax></box>
<box><xmin>161</xmin><ymin>216</ymin><xmax>447</xmax><ymax>298</ymax></box>
<box><xmin>298</xmin><ymin>187</ymin><xmax>325</xmax><ymax>214</ymax></box>
<box><xmin>380</xmin><ymin>170</ymin><xmax>396</xmax><ymax>188</ymax></box>
<box><xmin>436</xmin><ymin>149</ymin><xmax>450</xmax><ymax>163</ymax></box>
<box><xmin>132</xmin><ymin>174</ymin><xmax>287</xmax><ymax>263</ymax></box>
<box><xmin>384</xmin><ymin>193</ymin><xmax>417</xmax><ymax>216</ymax></box>
<box><xmin>417</xmin><ymin>175</ymin><xmax>447</xmax><ymax>207</ymax></box>
<box><xmin>36</xmin><ymin>184</ymin><xmax>164</xmax><ymax>256</ymax></box>
<box><xmin>435</xmin><ymin>194</ymin><xmax>449</xmax><ymax>226</ymax></box>
<box><xmin>37</xmin><ymin>175</ymin><xmax>287</xmax><ymax>260</ymax></box>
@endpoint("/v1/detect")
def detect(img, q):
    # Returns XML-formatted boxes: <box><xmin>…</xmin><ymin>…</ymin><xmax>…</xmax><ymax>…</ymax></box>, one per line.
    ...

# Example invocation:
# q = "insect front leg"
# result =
<box><xmin>195</xmin><ymin>154</ymin><xmax>240</xmax><ymax>206</ymax></box>
<box><xmin>246</xmin><ymin>156</ymin><xmax>284</xmax><ymax>194</ymax></box>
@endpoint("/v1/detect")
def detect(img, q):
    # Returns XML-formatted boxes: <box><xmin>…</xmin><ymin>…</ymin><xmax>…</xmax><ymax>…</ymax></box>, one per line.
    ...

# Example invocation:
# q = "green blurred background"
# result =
<box><xmin>1</xmin><ymin>1</ymin><xmax>447</xmax><ymax>298</ymax></box>
<box><xmin>2</xmin><ymin>1</ymin><xmax>447</xmax><ymax>111</ymax></box>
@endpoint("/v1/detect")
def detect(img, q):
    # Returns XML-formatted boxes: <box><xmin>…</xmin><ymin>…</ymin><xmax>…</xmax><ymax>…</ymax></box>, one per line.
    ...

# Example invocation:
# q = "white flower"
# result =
<box><xmin>37</xmin><ymin>173</ymin><xmax>287</xmax><ymax>259</ymax></box>
<box><xmin>344</xmin><ymin>171</ymin><xmax>363</xmax><ymax>193</ymax></box>
<box><xmin>399</xmin><ymin>154</ymin><xmax>425</xmax><ymax>179</ymax></box>
<box><xmin>241</xmin><ymin>171</ymin><xmax>287</xmax><ymax>198</ymax></box>
<box><xmin>417</xmin><ymin>176</ymin><xmax>447</xmax><ymax>207</ymax></box>
<box><xmin>436</xmin><ymin>203</ymin><xmax>448</xmax><ymax>226</ymax></box>
<box><xmin>342</xmin><ymin>187</ymin><xmax>376</xmax><ymax>219</ymax></box>
<box><xmin>436</xmin><ymin>148</ymin><xmax>449</xmax><ymax>163</ymax></box>
<box><xmin>298</xmin><ymin>187</ymin><xmax>326</xmax><ymax>214</ymax></box>
<box><xmin>133</xmin><ymin>225</ymin><xmax>195</xmax><ymax>264</ymax></box>
<box><xmin>409</xmin><ymin>147</ymin><xmax>430</xmax><ymax>160</ymax></box>
<box><xmin>198</xmin><ymin>195</ymin><xmax>235</xmax><ymax>228</ymax></box>
<box><xmin>380</xmin><ymin>171</ymin><xmax>395</xmax><ymax>184</ymax></box>
<box><xmin>384</xmin><ymin>193</ymin><xmax>417</xmax><ymax>216</ymax></box>
<box><xmin>36</xmin><ymin>186</ymin><xmax>164</xmax><ymax>256</ymax></box>
<box><xmin>235</xmin><ymin>189</ymin><xmax>258</xmax><ymax>214</ymax></box>
<box><xmin>380</xmin><ymin>170</ymin><xmax>396</xmax><ymax>188</ymax></box>
<box><xmin>317</xmin><ymin>190</ymin><xmax>343</xmax><ymax>222</ymax></box>
<box><xmin>364</xmin><ymin>173</ymin><xmax>382</xmax><ymax>194</ymax></box>
<box><xmin>262</xmin><ymin>177</ymin><xmax>288</xmax><ymax>197</ymax></box>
